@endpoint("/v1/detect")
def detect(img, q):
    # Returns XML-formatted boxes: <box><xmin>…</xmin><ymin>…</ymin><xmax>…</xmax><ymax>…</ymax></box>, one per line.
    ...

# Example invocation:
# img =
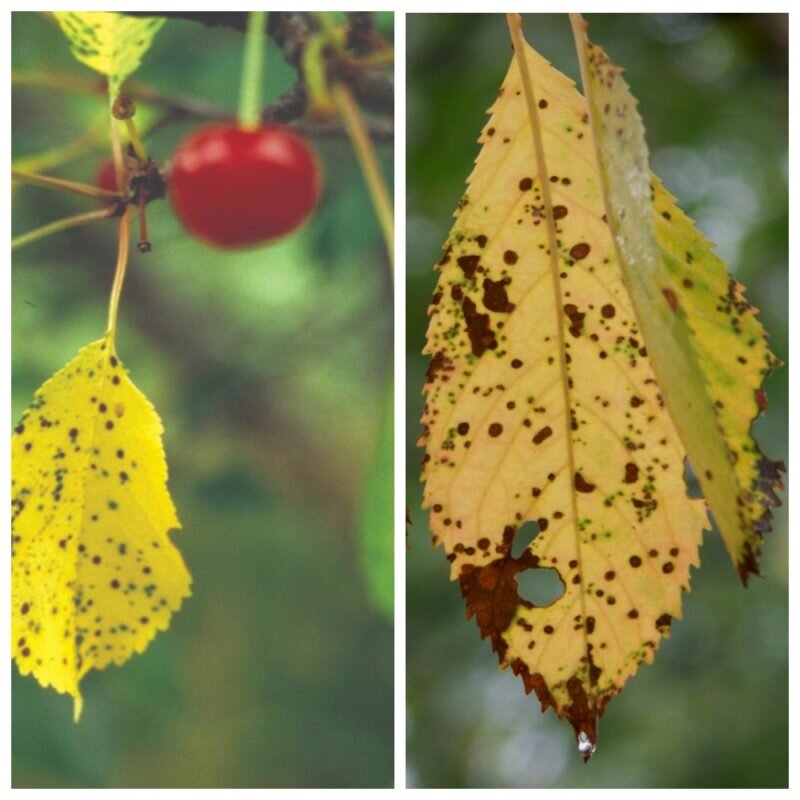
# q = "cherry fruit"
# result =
<box><xmin>168</xmin><ymin>124</ymin><xmax>321</xmax><ymax>249</ymax></box>
<box><xmin>95</xmin><ymin>159</ymin><xmax>134</xmax><ymax>198</ymax></box>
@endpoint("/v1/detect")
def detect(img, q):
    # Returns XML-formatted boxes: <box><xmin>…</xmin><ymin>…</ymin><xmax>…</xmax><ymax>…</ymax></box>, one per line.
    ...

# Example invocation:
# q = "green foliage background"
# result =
<box><xmin>12</xmin><ymin>11</ymin><xmax>393</xmax><ymax>789</ymax></box>
<box><xmin>406</xmin><ymin>13</ymin><xmax>788</xmax><ymax>789</ymax></box>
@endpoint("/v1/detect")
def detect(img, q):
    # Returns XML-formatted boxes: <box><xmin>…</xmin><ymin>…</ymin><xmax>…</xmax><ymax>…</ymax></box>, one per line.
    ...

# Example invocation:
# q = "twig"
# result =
<box><xmin>12</xmin><ymin>207</ymin><xmax>115</xmax><ymax>251</ymax></box>
<box><xmin>11</xmin><ymin>169</ymin><xmax>122</xmax><ymax>201</ymax></box>
<box><xmin>331</xmin><ymin>81</ymin><xmax>393</xmax><ymax>276</ymax></box>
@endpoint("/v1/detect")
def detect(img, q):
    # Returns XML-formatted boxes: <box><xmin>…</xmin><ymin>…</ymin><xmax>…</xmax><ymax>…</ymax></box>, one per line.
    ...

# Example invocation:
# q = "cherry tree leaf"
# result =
<box><xmin>52</xmin><ymin>11</ymin><xmax>165</xmax><ymax>96</ymax></box>
<box><xmin>12</xmin><ymin>335</ymin><xmax>190</xmax><ymax>720</ymax></box>
<box><xmin>420</xmin><ymin>15</ymin><xmax>781</xmax><ymax>758</ymax></box>
<box><xmin>570</xmin><ymin>13</ymin><xmax>784</xmax><ymax>583</ymax></box>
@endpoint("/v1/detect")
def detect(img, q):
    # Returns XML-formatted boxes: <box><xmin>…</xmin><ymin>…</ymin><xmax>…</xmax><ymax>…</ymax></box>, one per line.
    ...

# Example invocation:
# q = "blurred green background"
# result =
<box><xmin>12</xmin><ymin>11</ymin><xmax>393</xmax><ymax>788</ymax></box>
<box><xmin>407</xmin><ymin>13</ymin><xmax>787</xmax><ymax>789</ymax></box>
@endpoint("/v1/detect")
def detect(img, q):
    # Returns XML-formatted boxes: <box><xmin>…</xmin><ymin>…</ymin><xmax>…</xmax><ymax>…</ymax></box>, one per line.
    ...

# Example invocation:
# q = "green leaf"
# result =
<box><xmin>359</xmin><ymin>382</ymin><xmax>393</xmax><ymax>617</ymax></box>
<box><xmin>52</xmin><ymin>12</ymin><xmax>165</xmax><ymax>96</ymax></box>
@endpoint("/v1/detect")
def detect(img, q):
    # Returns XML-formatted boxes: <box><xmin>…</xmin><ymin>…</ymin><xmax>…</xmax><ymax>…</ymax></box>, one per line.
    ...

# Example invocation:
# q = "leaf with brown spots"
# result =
<box><xmin>12</xmin><ymin>335</ymin><xmax>190</xmax><ymax>720</ymax></box>
<box><xmin>421</xmin><ymin>13</ymin><xmax>717</xmax><ymax>758</ymax></box>
<box><xmin>571</xmin><ymin>13</ymin><xmax>784</xmax><ymax>583</ymax></box>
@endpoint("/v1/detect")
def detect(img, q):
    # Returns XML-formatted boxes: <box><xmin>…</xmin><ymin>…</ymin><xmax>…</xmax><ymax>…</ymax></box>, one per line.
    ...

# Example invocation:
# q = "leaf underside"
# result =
<box><xmin>420</xmin><ymin>16</ymin><xmax>782</xmax><ymax>754</ymax></box>
<box><xmin>12</xmin><ymin>336</ymin><xmax>190</xmax><ymax>719</ymax></box>
<box><xmin>571</xmin><ymin>15</ymin><xmax>784</xmax><ymax>584</ymax></box>
<box><xmin>53</xmin><ymin>11</ymin><xmax>165</xmax><ymax>96</ymax></box>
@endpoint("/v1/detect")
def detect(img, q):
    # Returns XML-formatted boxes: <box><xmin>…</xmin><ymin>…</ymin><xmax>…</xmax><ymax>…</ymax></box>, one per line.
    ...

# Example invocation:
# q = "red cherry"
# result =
<box><xmin>168</xmin><ymin>124</ymin><xmax>321</xmax><ymax>249</ymax></box>
<box><xmin>95</xmin><ymin>159</ymin><xmax>129</xmax><ymax>195</ymax></box>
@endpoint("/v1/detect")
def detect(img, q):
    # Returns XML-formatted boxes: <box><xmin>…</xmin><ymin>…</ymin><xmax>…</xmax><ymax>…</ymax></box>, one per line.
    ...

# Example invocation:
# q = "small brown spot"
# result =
<box><xmin>489</xmin><ymin>423</ymin><xmax>503</xmax><ymax>438</ymax></box>
<box><xmin>662</xmin><ymin>562</ymin><xmax>674</xmax><ymax>574</ymax></box>
<box><xmin>662</xmin><ymin>288</ymin><xmax>678</xmax><ymax>311</ymax></box>
<box><xmin>627</xmin><ymin>609</ymin><xmax>639</xmax><ymax>619</ymax></box>
<box><xmin>601</xmin><ymin>304</ymin><xmax>616</xmax><ymax>319</ymax></box>
<box><xmin>683</xmin><ymin>278</ymin><xmax>694</xmax><ymax>289</ymax></box>
<box><xmin>656</xmin><ymin>613</ymin><xmax>672</xmax><ymax>630</ymax></box>
<box><xmin>503</xmin><ymin>250</ymin><xmax>519</xmax><ymax>265</ymax></box>
<box><xmin>624</xmin><ymin>463</ymin><xmax>639</xmax><ymax>483</ymax></box>
<box><xmin>586</xmin><ymin>616</ymin><xmax>596</xmax><ymax>634</ymax></box>
<box><xmin>538</xmin><ymin>99</ymin><xmax>548</xmax><ymax>109</ymax></box>
<box><xmin>511</xmin><ymin>358</ymin><xmax>523</xmax><ymax>369</ymax></box>
<box><xmin>630</xmin><ymin>396</ymin><xmax>644</xmax><ymax>408</ymax></box>
<box><xmin>543</xmin><ymin>625</ymin><xmax>554</xmax><ymax>634</ymax></box>
<box><xmin>519</xmin><ymin>177</ymin><xmax>533</xmax><ymax>191</ymax></box>
<box><xmin>629</xmin><ymin>555</ymin><xmax>642</xmax><ymax>568</ymax></box>
<box><xmin>604</xmin><ymin>571</ymin><xmax>615</xmax><ymax>581</ymax></box>
<box><xmin>475</xmin><ymin>235</ymin><xmax>488</xmax><ymax>248</ymax></box>
<box><xmin>574</xmin><ymin>473</ymin><xmax>595</xmax><ymax>493</ymax></box>
<box><xmin>532</xmin><ymin>426</ymin><xmax>553</xmax><ymax>445</ymax></box>
<box><xmin>457</xmin><ymin>422</ymin><xmax>470</xmax><ymax>435</ymax></box>
<box><xmin>569</xmin><ymin>243</ymin><xmax>591</xmax><ymax>261</ymax></box>
<box><xmin>552</xmin><ymin>205</ymin><xmax>568</xmax><ymax>220</ymax></box>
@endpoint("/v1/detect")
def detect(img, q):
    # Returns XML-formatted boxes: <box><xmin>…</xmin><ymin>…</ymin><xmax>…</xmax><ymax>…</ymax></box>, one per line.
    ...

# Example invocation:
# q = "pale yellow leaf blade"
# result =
<box><xmin>12</xmin><ymin>335</ymin><xmax>190</xmax><ymax>718</ymax></box>
<box><xmin>52</xmin><ymin>12</ymin><xmax>165</xmax><ymax>96</ymax></box>
<box><xmin>421</xmin><ymin>16</ymin><xmax>708</xmax><ymax>750</ymax></box>
<box><xmin>570</xmin><ymin>14</ymin><xmax>784</xmax><ymax>583</ymax></box>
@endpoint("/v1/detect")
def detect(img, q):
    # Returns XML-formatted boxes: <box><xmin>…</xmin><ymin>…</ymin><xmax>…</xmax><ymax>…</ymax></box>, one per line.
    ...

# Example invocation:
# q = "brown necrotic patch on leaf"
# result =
<box><xmin>457</xmin><ymin>254</ymin><xmax>481</xmax><ymax>281</ymax></box>
<box><xmin>482</xmin><ymin>277</ymin><xmax>515</xmax><ymax>313</ymax></box>
<box><xmin>425</xmin><ymin>350</ymin><xmax>454</xmax><ymax>384</ymax></box>
<box><xmin>460</xmin><ymin>548</ymin><xmax>541</xmax><ymax>660</ymax></box>
<box><xmin>462</xmin><ymin>297</ymin><xmax>497</xmax><ymax>356</ymax></box>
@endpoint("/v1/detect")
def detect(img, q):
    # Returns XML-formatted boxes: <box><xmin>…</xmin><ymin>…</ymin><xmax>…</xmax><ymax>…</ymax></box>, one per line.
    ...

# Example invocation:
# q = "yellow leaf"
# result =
<box><xmin>52</xmin><ymin>12</ymin><xmax>165</xmax><ymax>96</ymax></box>
<box><xmin>12</xmin><ymin>335</ymin><xmax>190</xmax><ymax>720</ymax></box>
<box><xmin>421</xmin><ymin>17</ymin><xmax>717</xmax><ymax>754</ymax></box>
<box><xmin>570</xmin><ymin>14</ymin><xmax>784</xmax><ymax>582</ymax></box>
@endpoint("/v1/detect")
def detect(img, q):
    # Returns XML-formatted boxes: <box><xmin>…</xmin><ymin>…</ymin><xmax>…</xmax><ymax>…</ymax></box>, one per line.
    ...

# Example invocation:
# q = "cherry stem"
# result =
<box><xmin>238</xmin><ymin>11</ymin><xmax>268</xmax><ymax>130</ymax></box>
<box><xmin>331</xmin><ymin>81</ymin><xmax>394</xmax><ymax>277</ymax></box>
<box><xmin>11</xmin><ymin>169</ymin><xmax>122</xmax><ymax>201</ymax></box>
<box><xmin>110</xmin><ymin>104</ymin><xmax>126</xmax><ymax>195</ymax></box>
<box><xmin>107</xmin><ymin>206</ymin><xmax>132</xmax><ymax>344</ymax></box>
<box><xmin>137</xmin><ymin>194</ymin><xmax>151</xmax><ymax>253</ymax></box>
<box><xmin>11</xmin><ymin>207</ymin><xmax>115</xmax><ymax>251</ymax></box>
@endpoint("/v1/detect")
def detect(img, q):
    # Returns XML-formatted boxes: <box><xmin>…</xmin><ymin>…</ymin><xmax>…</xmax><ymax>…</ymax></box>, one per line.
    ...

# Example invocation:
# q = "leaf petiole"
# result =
<box><xmin>106</xmin><ymin>206</ymin><xmax>132</xmax><ymax>344</ymax></box>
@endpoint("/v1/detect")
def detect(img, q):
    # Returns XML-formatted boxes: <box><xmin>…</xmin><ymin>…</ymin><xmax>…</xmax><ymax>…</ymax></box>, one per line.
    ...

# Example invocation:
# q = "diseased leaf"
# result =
<box><xmin>52</xmin><ymin>12</ymin><xmax>165</xmax><ymax>95</ymax></box>
<box><xmin>570</xmin><ymin>14</ymin><xmax>784</xmax><ymax>583</ymax></box>
<box><xmin>420</xmin><ymin>14</ymin><xmax>781</xmax><ymax>757</ymax></box>
<box><xmin>12</xmin><ymin>335</ymin><xmax>190</xmax><ymax>720</ymax></box>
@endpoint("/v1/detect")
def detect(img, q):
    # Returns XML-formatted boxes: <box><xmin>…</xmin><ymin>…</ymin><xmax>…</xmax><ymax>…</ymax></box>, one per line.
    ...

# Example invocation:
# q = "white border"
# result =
<box><xmin>4</xmin><ymin>2</ymin><xmax>796</xmax><ymax>797</ymax></box>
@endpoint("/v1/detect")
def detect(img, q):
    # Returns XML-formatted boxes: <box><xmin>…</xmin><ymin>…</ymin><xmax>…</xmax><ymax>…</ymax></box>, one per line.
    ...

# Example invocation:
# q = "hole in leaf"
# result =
<box><xmin>517</xmin><ymin>567</ymin><xmax>565</xmax><ymax>607</ymax></box>
<box><xmin>511</xmin><ymin>520</ymin><xmax>540</xmax><ymax>558</ymax></box>
<box><xmin>683</xmin><ymin>457</ymin><xmax>704</xmax><ymax>499</ymax></box>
